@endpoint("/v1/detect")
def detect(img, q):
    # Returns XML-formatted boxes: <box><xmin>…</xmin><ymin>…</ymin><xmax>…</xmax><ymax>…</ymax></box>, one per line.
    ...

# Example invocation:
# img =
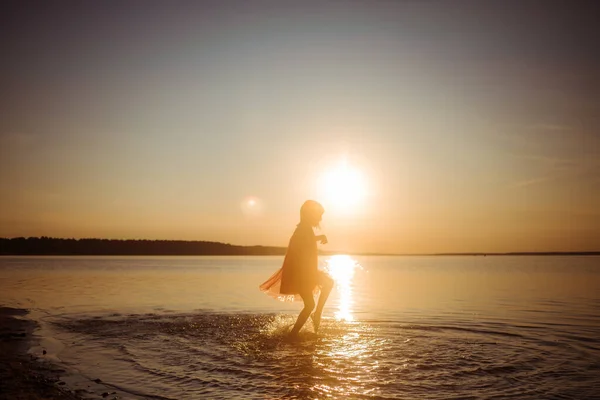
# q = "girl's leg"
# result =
<box><xmin>312</xmin><ymin>272</ymin><xmax>334</xmax><ymax>332</ymax></box>
<box><xmin>289</xmin><ymin>290</ymin><xmax>315</xmax><ymax>337</ymax></box>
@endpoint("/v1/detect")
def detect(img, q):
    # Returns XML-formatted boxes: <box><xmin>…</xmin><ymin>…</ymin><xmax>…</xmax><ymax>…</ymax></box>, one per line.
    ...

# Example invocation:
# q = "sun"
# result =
<box><xmin>318</xmin><ymin>159</ymin><xmax>367</xmax><ymax>213</ymax></box>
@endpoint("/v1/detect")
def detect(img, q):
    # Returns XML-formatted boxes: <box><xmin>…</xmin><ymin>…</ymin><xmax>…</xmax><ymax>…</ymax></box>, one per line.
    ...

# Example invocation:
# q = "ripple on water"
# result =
<box><xmin>51</xmin><ymin>312</ymin><xmax>600</xmax><ymax>399</ymax></box>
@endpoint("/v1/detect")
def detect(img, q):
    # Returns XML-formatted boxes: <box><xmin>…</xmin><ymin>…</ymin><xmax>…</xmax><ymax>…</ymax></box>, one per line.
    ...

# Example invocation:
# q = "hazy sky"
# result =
<box><xmin>1</xmin><ymin>0</ymin><xmax>599</xmax><ymax>253</ymax></box>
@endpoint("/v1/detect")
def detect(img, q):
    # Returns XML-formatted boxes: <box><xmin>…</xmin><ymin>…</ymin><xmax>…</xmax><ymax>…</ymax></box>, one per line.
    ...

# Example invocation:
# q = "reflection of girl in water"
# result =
<box><xmin>260</xmin><ymin>200</ymin><xmax>334</xmax><ymax>337</ymax></box>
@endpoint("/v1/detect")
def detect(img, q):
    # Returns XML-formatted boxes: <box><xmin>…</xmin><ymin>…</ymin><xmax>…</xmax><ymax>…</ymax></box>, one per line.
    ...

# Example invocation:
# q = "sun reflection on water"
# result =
<box><xmin>319</xmin><ymin>255</ymin><xmax>381</xmax><ymax>397</ymax></box>
<box><xmin>324</xmin><ymin>255</ymin><xmax>361</xmax><ymax>322</ymax></box>
<box><xmin>312</xmin><ymin>320</ymin><xmax>386</xmax><ymax>398</ymax></box>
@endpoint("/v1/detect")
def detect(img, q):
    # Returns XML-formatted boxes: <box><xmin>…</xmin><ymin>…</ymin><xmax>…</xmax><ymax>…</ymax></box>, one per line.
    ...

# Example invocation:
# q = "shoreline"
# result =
<box><xmin>1</xmin><ymin>252</ymin><xmax>599</xmax><ymax>257</ymax></box>
<box><xmin>0</xmin><ymin>306</ymin><xmax>82</xmax><ymax>399</ymax></box>
<box><xmin>2</xmin><ymin>237</ymin><xmax>599</xmax><ymax>257</ymax></box>
<box><xmin>0</xmin><ymin>307</ymin><xmax>118</xmax><ymax>400</ymax></box>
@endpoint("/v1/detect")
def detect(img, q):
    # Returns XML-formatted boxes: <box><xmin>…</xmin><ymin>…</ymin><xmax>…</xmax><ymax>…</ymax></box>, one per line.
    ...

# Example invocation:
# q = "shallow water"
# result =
<box><xmin>1</xmin><ymin>255</ymin><xmax>599</xmax><ymax>399</ymax></box>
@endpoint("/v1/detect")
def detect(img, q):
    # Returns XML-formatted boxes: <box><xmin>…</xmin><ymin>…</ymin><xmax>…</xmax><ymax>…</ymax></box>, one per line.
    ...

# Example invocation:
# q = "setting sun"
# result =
<box><xmin>318</xmin><ymin>160</ymin><xmax>367</xmax><ymax>213</ymax></box>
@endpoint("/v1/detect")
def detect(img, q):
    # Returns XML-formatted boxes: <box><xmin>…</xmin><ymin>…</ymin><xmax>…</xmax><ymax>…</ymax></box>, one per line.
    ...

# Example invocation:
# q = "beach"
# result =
<box><xmin>0</xmin><ymin>307</ymin><xmax>83</xmax><ymax>400</ymax></box>
<box><xmin>0</xmin><ymin>307</ymin><xmax>126</xmax><ymax>400</ymax></box>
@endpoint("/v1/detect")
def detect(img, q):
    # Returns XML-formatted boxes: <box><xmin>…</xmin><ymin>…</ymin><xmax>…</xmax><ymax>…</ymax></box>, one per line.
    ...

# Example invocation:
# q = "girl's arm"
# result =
<box><xmin>316</xmin><ymin>235</ymin><xmax>328</xmax><ymax>244</ymax></box>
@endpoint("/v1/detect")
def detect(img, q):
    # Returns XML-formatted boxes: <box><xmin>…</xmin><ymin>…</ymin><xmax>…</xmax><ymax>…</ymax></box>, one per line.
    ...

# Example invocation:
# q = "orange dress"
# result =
<box><xmin>259</xmin><ymin>223</ymin><xmax>319</xmax><ymax>302</ymax></box>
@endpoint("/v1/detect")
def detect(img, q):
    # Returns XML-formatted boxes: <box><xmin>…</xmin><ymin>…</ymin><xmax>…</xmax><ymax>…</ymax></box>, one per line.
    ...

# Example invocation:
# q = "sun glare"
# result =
<box><xmin>324</xmin><ymin>255</ymin><xmax>361</xmax><ymax>321</ymax></box>
<box><xmin>318</xmin><ymin>160</ymin><xmax>367</xmax><ymax>213</ymax></box>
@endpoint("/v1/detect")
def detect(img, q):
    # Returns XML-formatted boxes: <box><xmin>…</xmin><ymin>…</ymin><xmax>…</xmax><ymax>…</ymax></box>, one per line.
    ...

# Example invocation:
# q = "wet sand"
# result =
<box><xmin>0</xmin><ymin>307</ymin><xmax>82</xmax><ymax>400</ymax></box>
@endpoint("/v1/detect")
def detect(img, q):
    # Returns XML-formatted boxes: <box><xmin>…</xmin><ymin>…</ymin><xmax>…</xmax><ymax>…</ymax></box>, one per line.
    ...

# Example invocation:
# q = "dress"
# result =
<box><xmin>259</xmin><ymin>223</ymin><xmax>320</xmax><ymax>302</ymax></box>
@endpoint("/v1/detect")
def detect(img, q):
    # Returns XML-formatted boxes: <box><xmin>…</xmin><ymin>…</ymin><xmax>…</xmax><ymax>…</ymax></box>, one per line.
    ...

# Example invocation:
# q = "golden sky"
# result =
<box><xmin>1</xmin><ymin>1</ymin><xmax>599</xmax><ymax>253</ymax></box>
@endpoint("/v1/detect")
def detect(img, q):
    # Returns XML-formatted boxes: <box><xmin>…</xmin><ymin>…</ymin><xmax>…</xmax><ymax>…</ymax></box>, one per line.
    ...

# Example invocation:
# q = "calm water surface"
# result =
<box><xmin>1</xmin><ymin>255</ymin><xmax>599</xmax><ymax>399</ymax></box>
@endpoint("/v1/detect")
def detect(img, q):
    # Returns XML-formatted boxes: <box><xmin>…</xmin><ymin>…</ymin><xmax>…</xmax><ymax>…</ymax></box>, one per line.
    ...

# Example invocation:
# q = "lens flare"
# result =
<box><xmin>240</xmin><ymin>196</ymin><xmax>263</xmax><ymax>217</ymax></box>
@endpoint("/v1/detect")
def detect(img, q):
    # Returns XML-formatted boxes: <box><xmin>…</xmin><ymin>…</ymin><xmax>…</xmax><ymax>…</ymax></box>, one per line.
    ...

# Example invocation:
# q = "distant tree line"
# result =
<box><xmin>0</xmin><ymin>237</ymin><xmax>287</xmax><ymax>256</ymax></box>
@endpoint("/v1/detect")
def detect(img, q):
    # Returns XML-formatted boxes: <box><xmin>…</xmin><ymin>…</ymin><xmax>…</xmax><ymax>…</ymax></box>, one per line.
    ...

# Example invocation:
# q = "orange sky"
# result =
<box><xmin>1</xmin><ymin>1</ymin><xmax>599</xmax><ymax>253</ymax></box>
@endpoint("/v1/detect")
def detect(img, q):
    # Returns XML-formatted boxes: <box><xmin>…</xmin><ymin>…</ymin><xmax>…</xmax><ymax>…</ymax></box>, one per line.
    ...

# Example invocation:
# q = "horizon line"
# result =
<box><xmin>1</xmin><ymin>236</ymin><xmax>598</xmax><ymax>256</ymax></box>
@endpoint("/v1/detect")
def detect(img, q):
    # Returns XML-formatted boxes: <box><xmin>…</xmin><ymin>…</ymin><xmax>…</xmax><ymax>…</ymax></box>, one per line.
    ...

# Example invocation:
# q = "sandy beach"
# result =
<box><xmin>0</xmin><ymin>307</ymin><xmax>112</xmax><ymax>400</ymax></box>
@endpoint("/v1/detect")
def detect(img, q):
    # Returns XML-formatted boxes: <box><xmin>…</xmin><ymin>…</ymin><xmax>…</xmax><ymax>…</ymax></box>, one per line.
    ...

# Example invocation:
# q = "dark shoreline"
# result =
<box><xmin>0</xmin><ymin>307</ymin><xmax>82</xmax><ymax>400</ymax></box>
<box><xmin>1</xmin><ymin>252</ymin><xmax>598</xmax><ymax>257</ymax></box>
<box><xmin>0</xmin><ymin>237</ymin><xmax>286</xmax><ymax>256</ymax></box>
<box><xmin>2</xmin><ymin>237</ymin><xmax>598</xmax><ymax>257</ymax></box>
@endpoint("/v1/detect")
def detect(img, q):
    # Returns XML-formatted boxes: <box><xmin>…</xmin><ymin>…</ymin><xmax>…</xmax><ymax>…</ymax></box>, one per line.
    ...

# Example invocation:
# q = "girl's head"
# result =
<box><xmin>300</xmin><ymin>200</ymin><xmax>324</xmax><ymax>227</ymax></box>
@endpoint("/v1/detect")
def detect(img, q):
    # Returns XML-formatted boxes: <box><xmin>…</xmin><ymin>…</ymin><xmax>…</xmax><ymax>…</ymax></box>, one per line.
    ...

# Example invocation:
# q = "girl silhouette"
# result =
<box><xmin>260</xmin><ymin>200</ymin><xmax>334</xmax><ymax>337</ymax></box>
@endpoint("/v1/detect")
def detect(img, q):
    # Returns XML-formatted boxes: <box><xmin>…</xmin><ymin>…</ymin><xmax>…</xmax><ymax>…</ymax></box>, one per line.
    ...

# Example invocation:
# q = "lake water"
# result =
<box><xmin>1</xmin><ymin>255</ymin><xmax>599</xmax><ymax>399</ymax></box>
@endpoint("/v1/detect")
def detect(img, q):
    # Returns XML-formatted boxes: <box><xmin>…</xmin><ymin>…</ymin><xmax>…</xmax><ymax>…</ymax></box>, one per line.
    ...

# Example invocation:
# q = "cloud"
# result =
<box><xmin>514</xmin><ymin>176</ymin><xmax>553</xmax><ymax>188</ymax></box>
<box><xmin>512</xmin><ymin>155</ymin><xmax>600</xmax><ymax>188</ymax></box>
